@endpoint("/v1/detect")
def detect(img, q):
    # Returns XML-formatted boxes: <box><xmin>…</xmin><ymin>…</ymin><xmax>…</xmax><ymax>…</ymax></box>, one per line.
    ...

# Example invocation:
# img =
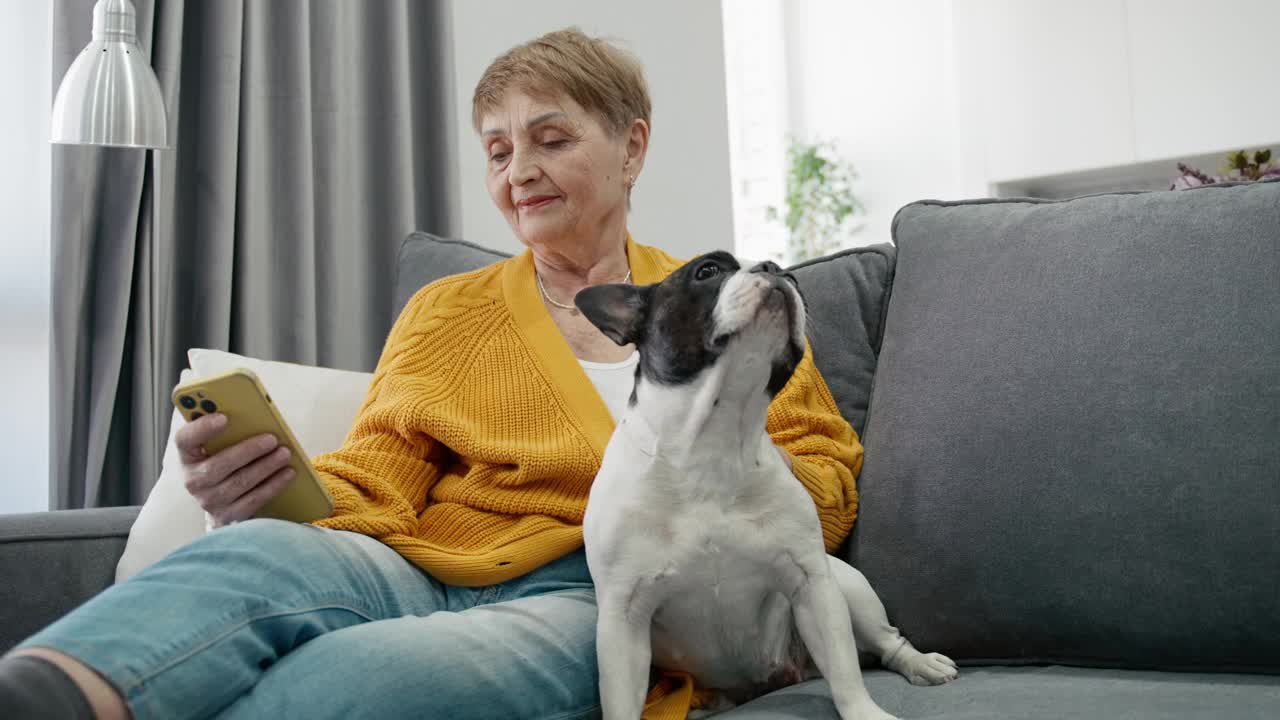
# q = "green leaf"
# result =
<box><xmin>772</xmin><ymin>136</ymin><xmax>864</xmax><ymax>257</ymax></box>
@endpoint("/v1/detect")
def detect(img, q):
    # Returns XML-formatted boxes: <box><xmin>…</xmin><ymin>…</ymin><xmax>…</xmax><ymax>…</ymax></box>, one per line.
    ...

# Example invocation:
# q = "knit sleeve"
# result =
<box><xmin>766</xmin><ymin>343</ymin><xmax>862</xmax><ymax>553</ymax></box>
<box><xmin>308</xmin><ymin>289</ymin><xmax>448</xmax><ymax>538</ymax></box>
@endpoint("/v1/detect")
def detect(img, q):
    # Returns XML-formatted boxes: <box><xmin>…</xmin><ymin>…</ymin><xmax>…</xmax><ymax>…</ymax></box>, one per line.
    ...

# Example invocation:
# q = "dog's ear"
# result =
<box><xmin>575</xmin><ymin>284</ymin><xmax>651</xmax><ymax>346</ymax></box>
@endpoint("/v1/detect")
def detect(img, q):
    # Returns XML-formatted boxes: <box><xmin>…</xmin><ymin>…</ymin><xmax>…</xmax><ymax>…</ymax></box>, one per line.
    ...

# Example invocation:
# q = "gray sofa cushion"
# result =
<box><xmin>850</xmin><ymin>180</ymin><xmax>1280</xmax><ymax>672</ymax></box>
<box><xmin>0</xmin><ymin>506</ymin><xmax>140</xmax><ymax>653</ymax></box>
<box><xmin>722</xmin><ymin>667</ymin><xmax>1280</xmax><ymax>719</ymax></box>
<box><xmin>791</xmin><ymin>244</ymin><xmax>896</xmax><ymax>437</ymax></box>
<box><xmin>393</xmin><ymin>232</ymin><xmax>511</xmax><ymax>317</ymax></box>
<box><xmin>393</xmin><ymin>233</ymin><xmax>896</xmax><ymax>438</ymax></box>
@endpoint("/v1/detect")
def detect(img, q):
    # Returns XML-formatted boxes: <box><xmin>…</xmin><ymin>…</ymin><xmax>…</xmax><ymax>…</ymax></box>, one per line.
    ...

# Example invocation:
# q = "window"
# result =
<box><xmin>0</xmin><ymin>3</ymin><xmax>52</xmax><ymax>513</ymax></box>
<box><xmin>721</xmin><ymin>0</ymin><xmax>789</xmax><ymax>264</ymax></box>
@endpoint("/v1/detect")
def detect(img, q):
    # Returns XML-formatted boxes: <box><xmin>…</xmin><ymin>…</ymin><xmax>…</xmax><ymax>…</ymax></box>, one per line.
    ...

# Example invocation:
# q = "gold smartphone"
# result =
<box><xmin>172</xmin><ymin>368</ymin><xmax>335</xmax><ymax>523</ymax></box>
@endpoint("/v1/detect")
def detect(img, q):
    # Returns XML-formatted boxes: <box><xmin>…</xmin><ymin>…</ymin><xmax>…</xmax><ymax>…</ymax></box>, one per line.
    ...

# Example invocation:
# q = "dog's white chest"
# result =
<box><xmin>648</xmin><ymin>497</ymin><xmax>805</xmax><ymax>598</ymax></box>
<box><xmin>646</xmin><ymin>505</ymin><xmax>812</xmax><ymax>688</ymax></box>
<box><xmin>585</xmin><ymin>418</ymin><xmax>823</xmax><ymax>694</ymax></box>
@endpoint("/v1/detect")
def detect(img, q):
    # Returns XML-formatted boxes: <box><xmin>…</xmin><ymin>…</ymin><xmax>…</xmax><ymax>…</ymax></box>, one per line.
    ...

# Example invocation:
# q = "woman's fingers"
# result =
<box><xmin>182</xmin><ymin>433</ymin><xmax>280</xmax><ymax>494</ymax></box>
<box><xmin>203</xmin><ymin>446</ymin><xmax>292</xmax><ymax>511</ymax></box>
<box><xmin>213</xmin><ymin>466</ymin><xmax>296</xmax><ymax>526</ymax></box>
<box><xmin>174</xmin><ymin>413</ymin><xmax>229</xmax><ymax>464</ymax></box>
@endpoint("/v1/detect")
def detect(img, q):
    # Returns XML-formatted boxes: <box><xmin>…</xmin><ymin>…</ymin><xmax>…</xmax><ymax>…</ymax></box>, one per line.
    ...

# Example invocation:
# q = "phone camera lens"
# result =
<box><xmin>200</xmin><ymin>400</ymin><xmax>218</xmax><ymax>414</ymax></box>
<box><xmin>179</xmin><ymin>395</ymin><xmax>197</xmax><ymax>409</ymax></box>
<box><xmin>190</xmin><ymin>412</ymin><xmax>204</xmax><ymax>420</ymax></box>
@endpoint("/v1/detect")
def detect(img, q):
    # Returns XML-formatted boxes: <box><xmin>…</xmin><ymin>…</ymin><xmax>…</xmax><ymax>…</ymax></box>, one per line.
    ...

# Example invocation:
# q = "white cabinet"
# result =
<box><xmin>952</xmin><ymin>0</ymin><xmax>1278</xmax><ymax>192</ymax></box>
<box><xmin>1125</xmin><ymin>0</ymin><xmax>1280</xmax><ymax>162</ymax></box>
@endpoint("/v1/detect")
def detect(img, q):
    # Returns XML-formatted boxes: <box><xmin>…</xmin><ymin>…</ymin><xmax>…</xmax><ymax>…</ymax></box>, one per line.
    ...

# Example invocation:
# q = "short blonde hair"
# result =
<box><xmin>472</xmin><ymin>27</ymin><xmax>652</xmax><ymax>136</ymax></box>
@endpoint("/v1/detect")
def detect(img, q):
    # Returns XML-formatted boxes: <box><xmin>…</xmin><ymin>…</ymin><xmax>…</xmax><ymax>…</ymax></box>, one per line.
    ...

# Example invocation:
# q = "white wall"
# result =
<box><xmin>748</xmin><ymin>0</ymin><xmax>1280</xmax><ymax>254</ymax></box>
<box><xmin>951</xmin><ymin>0</ymin><xmax>1280</xmax><ymax>191</ymax></box>
<box><xmin>0</xmin><ymin>3</ymin><xmax>52</xmax><ymax>513</ymax></box>
<box><xmin>781</xmin><ymin>0</ymin><xmax>980</xmax><ymax>247</ymax></box>
<box><xmin>447</xmin><ymin>0</ymin><xmax>735</xmax><ymax>260</ymax></box>
<box><xmin>1124</xmin><ymin>0</ymin><xmax>1280</xmax><ymax>162</ymax></box>
<box><xmin>952</xmin><ymin>0</ymin><xmax>1137</xmax><ymax>184</ymax></box>
<box><xmin>721</xmin><ymin>0</ymin><xmax>790</xmax><ymax>265</ymax></box>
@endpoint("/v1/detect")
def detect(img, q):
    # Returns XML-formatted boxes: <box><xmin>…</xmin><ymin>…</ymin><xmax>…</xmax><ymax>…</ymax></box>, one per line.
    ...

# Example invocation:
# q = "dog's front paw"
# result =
<box><xmin>884</xmin><ymin>643</ymin><xmax>959</xmax><ymax>686</ymax></box>
<box><xmin>907</xmin><ymin>651</ymin><xmax>958</xmax><ymax>686</ymax></box>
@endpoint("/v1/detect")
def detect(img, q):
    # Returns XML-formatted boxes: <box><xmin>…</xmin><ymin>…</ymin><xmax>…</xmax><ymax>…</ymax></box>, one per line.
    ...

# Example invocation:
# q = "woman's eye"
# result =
<box><xmin>489</xmin><ymin>152</ymin><xmax>509</xmax><ymax>164</ymax></box>
<box><xmin>543</xmin><ymin>139</ymin><xmax>568</xmax><ymax>150</ymax></box>
<box><xmin>695</xmin><ymin>264</ymin><xmax>721</xmax><ymax>281</ymax></box>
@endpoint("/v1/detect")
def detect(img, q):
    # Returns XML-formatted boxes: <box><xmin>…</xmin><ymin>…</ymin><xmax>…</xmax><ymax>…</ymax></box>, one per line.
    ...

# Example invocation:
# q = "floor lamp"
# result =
<box><xmin>50</xmin><ymin>0</ymin><xmax>171</xmax><ymax>483</ymax></box>
<box><xmin>51</xmin><ymin>0</ymin><xmax>166</xmax><ymax>149</ymax></box>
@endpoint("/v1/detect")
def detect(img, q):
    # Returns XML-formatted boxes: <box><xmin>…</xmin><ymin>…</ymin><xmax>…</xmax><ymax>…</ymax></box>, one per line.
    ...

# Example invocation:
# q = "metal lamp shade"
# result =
<box><xmin>51</xmin><ymin>0</ymin><xmax>167</xmax><ymax>149</ymax></box>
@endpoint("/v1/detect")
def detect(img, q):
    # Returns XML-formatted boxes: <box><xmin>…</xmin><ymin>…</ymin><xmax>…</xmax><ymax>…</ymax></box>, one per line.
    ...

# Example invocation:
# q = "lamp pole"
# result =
<box><xmin>52</xmin><ymin>0</ymin><xmax>172</xmax><ymax>484</ymax></box>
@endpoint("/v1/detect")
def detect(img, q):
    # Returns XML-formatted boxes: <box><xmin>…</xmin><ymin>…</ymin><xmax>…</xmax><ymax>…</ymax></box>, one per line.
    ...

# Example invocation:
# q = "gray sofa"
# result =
<box><xmin>3</xmin><ymin>179</ymin><xmax>1277</xmax><ymax>718</ymax></box>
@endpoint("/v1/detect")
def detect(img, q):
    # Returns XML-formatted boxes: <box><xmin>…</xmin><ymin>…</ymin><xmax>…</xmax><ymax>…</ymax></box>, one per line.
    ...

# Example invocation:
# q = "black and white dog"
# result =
<box><xmin>575</xmin><ymin>252</ymin><xmax>956</xmax><ymax>719</ymax></box>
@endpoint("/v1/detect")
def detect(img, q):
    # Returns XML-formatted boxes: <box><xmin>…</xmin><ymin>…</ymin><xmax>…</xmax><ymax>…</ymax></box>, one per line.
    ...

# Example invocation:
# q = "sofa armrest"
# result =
<box><xmin>0</xmin><ymin>506</ymin><xmax>140</xmax><ymax>653</ymax></box>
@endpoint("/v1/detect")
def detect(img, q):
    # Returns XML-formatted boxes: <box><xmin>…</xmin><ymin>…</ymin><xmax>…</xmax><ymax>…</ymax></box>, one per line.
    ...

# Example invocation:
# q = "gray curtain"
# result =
<box><xmin>50</xmin><ymin>0</ymin><xmax>457</xmax><ymax>509</ymax></box>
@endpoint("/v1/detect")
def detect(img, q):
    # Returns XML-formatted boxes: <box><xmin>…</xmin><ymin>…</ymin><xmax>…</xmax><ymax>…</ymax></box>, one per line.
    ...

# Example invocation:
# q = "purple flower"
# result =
<box><xmin>1170</xmin><ymin>151</ymin><xmax>1277</xmax><ymax>189</ymax></box>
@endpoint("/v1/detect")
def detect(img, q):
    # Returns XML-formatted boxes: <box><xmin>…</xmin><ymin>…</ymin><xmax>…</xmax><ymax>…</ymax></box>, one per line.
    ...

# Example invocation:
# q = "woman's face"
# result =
<box><xmin>480</xmin><ymin>90</ymin><xmax>645</xmax><ymax>252</ymax></box>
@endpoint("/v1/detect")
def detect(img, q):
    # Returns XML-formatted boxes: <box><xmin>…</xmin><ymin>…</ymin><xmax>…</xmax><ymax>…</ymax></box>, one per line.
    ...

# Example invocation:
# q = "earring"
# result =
<box><xmin>627</xmin><ymin>175</ymin><xmax>636</xmax><ymax>189</ymax></box>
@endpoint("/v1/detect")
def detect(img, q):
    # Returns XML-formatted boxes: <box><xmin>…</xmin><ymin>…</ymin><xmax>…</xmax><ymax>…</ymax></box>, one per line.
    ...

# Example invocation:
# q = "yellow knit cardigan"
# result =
<box><xmin>311</xmin><ymin>236</ymin><xmax>862</xmax><ymax>588</ymax></box>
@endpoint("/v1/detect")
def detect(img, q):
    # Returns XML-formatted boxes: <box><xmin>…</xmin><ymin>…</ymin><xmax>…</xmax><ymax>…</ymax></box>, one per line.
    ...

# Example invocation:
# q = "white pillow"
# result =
<box><xmin>114</xmin><ymin>349</ymin><xmax>373</xmax><ymax>582</ymax></box>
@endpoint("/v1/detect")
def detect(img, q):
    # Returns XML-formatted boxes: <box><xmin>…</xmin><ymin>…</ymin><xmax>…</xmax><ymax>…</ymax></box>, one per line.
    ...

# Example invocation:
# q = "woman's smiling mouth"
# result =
<box><xmin>517</xmin><ymin>195</ymin><xmax>559</xmax><ymax>211</ymax></box>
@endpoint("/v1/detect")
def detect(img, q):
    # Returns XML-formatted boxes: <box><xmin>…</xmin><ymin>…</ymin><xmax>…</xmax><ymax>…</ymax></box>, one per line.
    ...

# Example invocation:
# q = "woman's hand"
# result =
<box><xmin>176</xmin><ymin>413</ymin><xmax>295</xmax><ymax>528</ymax></box>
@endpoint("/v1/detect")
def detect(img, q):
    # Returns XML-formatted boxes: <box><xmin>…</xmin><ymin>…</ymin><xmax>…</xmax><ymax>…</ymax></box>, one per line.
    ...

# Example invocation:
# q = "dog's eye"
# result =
<box><xmin>695</xmin><ymin>263</ymin><xmax>721</xmax><ymax>281</ymax></box>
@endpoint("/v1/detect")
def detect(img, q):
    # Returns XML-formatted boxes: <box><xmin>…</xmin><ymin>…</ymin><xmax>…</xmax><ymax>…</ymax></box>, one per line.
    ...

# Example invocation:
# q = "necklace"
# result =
<box><xmin>537</xmin><ymin>269</ymin><xmax>632</xmax><ymax>315</ymax></box>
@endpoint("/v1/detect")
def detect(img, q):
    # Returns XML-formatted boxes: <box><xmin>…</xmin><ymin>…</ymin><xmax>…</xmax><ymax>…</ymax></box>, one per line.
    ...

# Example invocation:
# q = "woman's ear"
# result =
<box><xmin>622</xmin><ymin>118</ymin><xmax>649</xmax><ymax>182</ymax></box>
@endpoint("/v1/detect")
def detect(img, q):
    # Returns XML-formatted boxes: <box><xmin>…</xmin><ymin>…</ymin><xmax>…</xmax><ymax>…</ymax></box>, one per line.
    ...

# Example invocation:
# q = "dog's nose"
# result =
<box><xmin>750</xmin><ymin>261</ymin><xmax>784</xmax><ymax>275</ymax></box>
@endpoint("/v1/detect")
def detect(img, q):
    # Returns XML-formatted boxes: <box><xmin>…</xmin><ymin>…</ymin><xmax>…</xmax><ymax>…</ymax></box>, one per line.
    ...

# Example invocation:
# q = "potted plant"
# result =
<box><xmin>767</xmin><ymin>138</ymin><xmax>864</xmax><ymax>263</ymax></box>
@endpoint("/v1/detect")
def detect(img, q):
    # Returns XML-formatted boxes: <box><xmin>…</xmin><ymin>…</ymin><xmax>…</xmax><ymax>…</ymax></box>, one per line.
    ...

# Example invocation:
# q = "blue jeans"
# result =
<box><xmin>18</xmin><ymin>519</ymin><xmax>601</xmax><ymax>719</ymax></box>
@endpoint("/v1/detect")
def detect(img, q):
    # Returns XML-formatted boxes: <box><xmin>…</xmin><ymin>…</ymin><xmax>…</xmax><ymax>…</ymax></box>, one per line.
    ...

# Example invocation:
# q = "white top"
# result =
<box><xmin>579</xmin><ymin>351</ymin><xmax>640</xmax><ymax>421</ymax></box>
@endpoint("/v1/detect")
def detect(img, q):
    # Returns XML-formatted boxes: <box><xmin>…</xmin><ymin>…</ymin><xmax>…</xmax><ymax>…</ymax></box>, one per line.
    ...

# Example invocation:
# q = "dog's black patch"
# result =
<box><xmin>767</xmin><ymin>340</ymin><xmax>804</xmax><ymax>396</ymax></box>
<box><xmin>577</xmin><ymin>251</ymin><xmax>807</xmax><ymax>393</ymax></box>
<box><xmin>575</xmin><ymin>283</ymin><xmax>652</xmax><ymax>346</ymax></box>
<box><xmin>628</xmin><ymin>363</ymin><xmax>641</xmax><ymax>408</ymax></box>
<box><xmin>638</xmin><ymin>251</ymin><xmax>739</xmax><ymax>385</ymax></box>
<box><xmin>765</xmin><ymin>265</ymin><xmax>806</xmax><ymax>396</ymax></box>
<box><xmin>577</xmin><ymin>251</ymin><xmax>739</xmax><ymax>387</ymax></box>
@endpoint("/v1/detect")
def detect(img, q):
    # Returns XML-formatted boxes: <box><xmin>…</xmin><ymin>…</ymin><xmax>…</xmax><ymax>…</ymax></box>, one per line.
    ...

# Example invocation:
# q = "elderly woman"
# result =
<box><xmin>0</xmin><ymin>28</ymin><xmax>907</xmax><ymax>720</ymax></box>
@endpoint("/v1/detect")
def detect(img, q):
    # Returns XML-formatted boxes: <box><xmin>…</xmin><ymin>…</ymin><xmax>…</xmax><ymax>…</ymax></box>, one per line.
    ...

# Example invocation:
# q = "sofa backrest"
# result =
<box><xmin>850</xmin><ymin>179</ymin><xmax>1280</xmax><ymax>673</ymax></box>
<box><xmin>393</xmin><ymin>234</ymin><xmax>511</xmax><ymax>315</ymax></box>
